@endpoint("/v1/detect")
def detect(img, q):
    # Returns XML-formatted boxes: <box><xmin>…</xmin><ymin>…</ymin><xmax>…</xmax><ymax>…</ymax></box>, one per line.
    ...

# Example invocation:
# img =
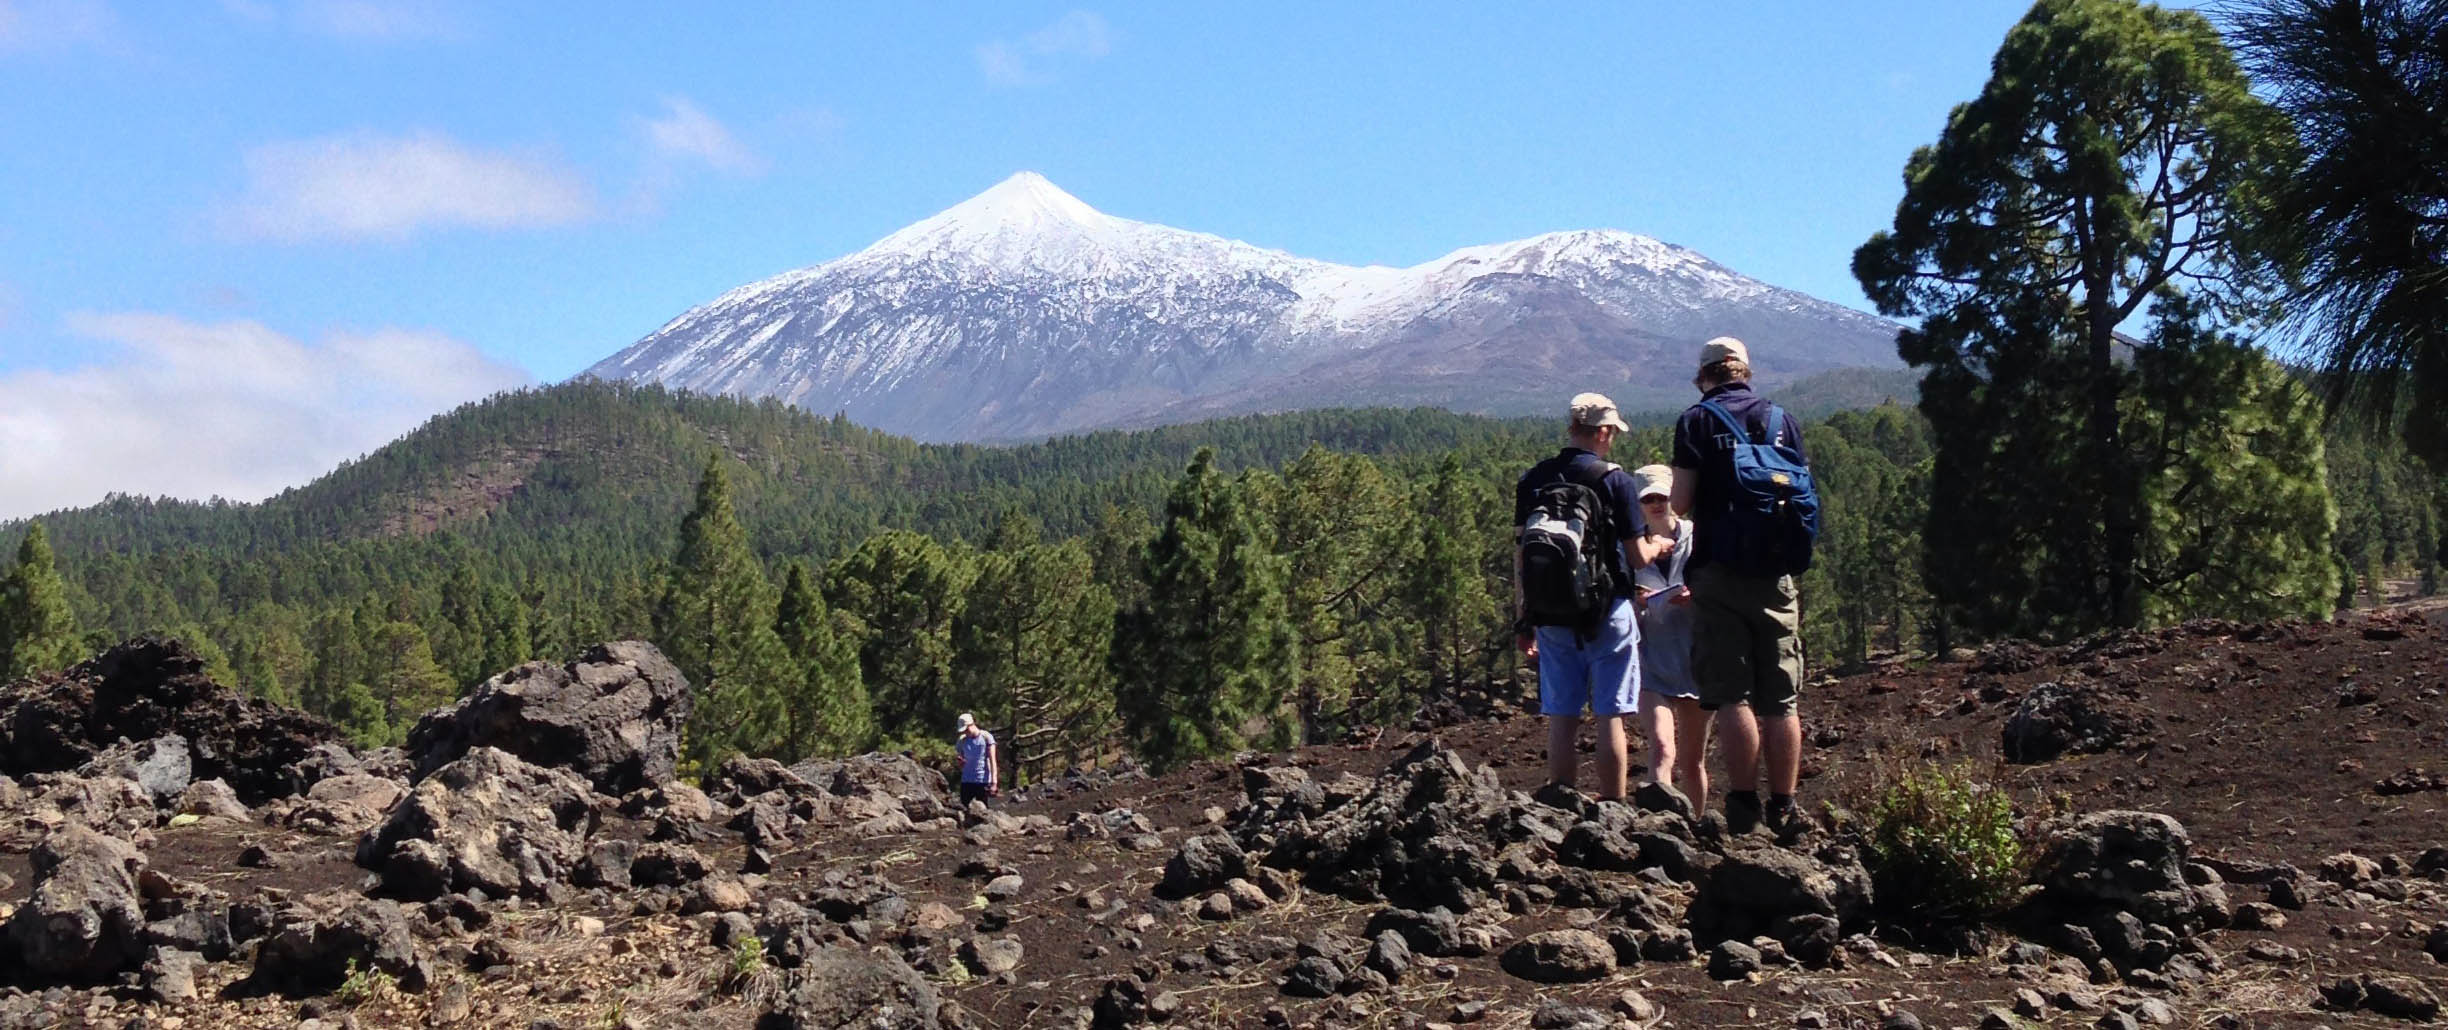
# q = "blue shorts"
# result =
<box><xmin>1535</xmin><ymin>598</ymin><xmax>1640</xmax><ymax>717</ymax></box>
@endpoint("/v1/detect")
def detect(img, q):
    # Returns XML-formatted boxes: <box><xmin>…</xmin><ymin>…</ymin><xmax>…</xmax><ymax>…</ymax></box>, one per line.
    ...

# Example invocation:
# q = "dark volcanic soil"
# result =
<box><xmin>4</xmin><ymin>603</ymin><xmax>2445</xmax><ymax>1029</ymax></box>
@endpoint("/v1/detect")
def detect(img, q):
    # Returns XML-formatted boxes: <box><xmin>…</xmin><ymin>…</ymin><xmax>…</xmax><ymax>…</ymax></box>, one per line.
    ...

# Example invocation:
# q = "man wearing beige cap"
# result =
<box><xmin>1514</xmin><ymin>392</ymin><xmax>1678</xmax><ymax>803</ymax></box>
<box><xmin>1669</xmin><ymin>336</ymin><xmax>1812</xmax><ymax>836</ymax></box>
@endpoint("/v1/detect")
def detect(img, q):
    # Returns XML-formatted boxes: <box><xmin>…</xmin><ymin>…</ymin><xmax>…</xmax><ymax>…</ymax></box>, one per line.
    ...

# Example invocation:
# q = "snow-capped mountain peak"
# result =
<box><xmin>586</xmin><ymin>174</ymin><xmax>1901</xmax><ymax>441</ymax></box>
<box><xmin>871</xmin><ymin>171</ymin><xmax>1116</xmax><ymax>250</ymax></box>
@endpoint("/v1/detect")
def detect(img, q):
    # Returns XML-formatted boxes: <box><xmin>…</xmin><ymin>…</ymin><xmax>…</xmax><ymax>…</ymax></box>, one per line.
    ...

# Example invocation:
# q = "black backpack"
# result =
<box><xmin>1517</xmin><ymin>460</ymin><xmax>1619</xmax><ymax>632</ymax></box>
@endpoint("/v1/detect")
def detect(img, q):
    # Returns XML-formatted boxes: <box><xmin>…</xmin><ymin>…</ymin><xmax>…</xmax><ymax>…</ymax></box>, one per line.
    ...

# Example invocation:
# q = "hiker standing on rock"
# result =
<box><xmin>1514</xmin><ymin>393</ymin><xmax>1679</xmax><ymax>802</ymax></box>
<box><xmin>955</xmin><ymin>712</ymin><xmax>999</xmax><ymax>808</ymax></box>
<box><xmin>1669</xmin><ymin>337</ymin><xmax>1820</xmax><ymax>836</ymax></box>
<box><xmin>1629</xmin><ymin>462</ymin><xmax>1707</xmax><ymax>811</ymax></box>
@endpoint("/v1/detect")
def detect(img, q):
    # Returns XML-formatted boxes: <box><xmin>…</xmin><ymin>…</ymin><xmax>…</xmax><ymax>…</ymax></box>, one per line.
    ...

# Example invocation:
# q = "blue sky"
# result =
<box><xmin>0</xmin><ymin>0</ymin><xmax>2062</xmax><ymax>518</ymax></box>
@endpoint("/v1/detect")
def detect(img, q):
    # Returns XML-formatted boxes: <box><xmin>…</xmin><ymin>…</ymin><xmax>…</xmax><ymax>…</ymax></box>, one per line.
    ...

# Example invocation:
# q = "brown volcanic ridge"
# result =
<box><xmin>1</xmin><ymin>605</ymin><xmax>2443</xmax><ymax>1029</ymax></box>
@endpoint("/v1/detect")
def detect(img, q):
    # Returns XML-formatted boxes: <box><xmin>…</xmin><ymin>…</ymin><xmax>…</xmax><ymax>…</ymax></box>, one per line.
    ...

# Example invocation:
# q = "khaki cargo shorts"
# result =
<box><xmin>1689</xmin><ymin>562</ymin><xmax>1802</xmax><ymax>716</ymax></box>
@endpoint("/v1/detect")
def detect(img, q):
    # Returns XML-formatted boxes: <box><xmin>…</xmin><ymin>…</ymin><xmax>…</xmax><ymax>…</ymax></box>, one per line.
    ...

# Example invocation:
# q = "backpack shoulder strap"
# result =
<box><xmin>1698</xmin><ymin>399</ymin><xmax>1767</xmax><ymax>444</ymax></box>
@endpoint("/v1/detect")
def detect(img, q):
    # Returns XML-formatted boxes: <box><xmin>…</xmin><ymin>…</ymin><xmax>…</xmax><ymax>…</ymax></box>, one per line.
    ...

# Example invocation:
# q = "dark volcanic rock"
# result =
<box><xmin>2031</xmin><ymin>811</ymin><xmax>2220</xmax><ymax>967</ymax></box>
<box><xmin>404</xmin><ymin>640</ymin><xmax>692</xmax><ymax>795</ymax></box>
<box><xmin>356</xmin><ymin>746</ymin><xmax>599</xmax><ymax>900</ymax></box>
<box><xmin>1365</xmin><ymin>906</ymin><xmax>1464</xmax><ymax>957</ymax></box>
<box><xmin>631</xmin><ymin>842</ymin><xmax>712</xmax><ymax>887</ymax></box>
<box><xmin>2002</xmin><ymin>681</ymin><xmax>2144</xmax><ymax>763</ymax></box>
<box><xmin>1687</xmin><ymin>845</ymin><xmax>1873</xmax><ymax>948</ymax></box>
<box><xmin>0</xmin><ymin>637</ymin><xmax>340</xmax><ymax>802</ymax></box>
<box><xmin>2</xmin><ymin>825</ymin><xmax>148</xmax><ymax>985</ymax></box>
<box><xmin>1500</xmin><ymin>929</ymin><xmax>1615</xmax><ymax>983</ymax></box>
<box><xmin>1157</xmin><ymin>833</ymin><xmax>1248</xmax><ymax>899</ymax></box>
<box><xmin>2359</xmin><ymin>975</ymin><xmax>2441</xmax><ymax>1020</ymax></box>
<box><xmin>757</xmin><ymin>945</ymin><xmax>942</xmax><ymax>1029</ymax></box>
<box><xmin>1246</xmin><ymin>742</ymin><xmax>1533</xmax><ymax>911</ymax></box>
<box><xmin>76</xmin><ymin>734</ymin><xmax>192</xmax><ymax>805</ymax></box>
<box><xmin>249</xmin><ymin>894</ymin><xmax>427</xmax><ymax>997</ymax></box>
<box><xmin>1707</xmin><ymin>940</ymin><xmax>1764</xmax><ymax>980</ymax></box>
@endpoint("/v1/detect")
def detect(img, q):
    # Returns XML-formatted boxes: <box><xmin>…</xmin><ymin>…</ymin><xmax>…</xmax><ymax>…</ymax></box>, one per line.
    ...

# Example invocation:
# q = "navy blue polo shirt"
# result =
<box><xmin>1515</xmin><ymin>447</ymin><xmax>1645</xmax><ymax>598</ymax></box>
<box><xmin>1671</xmin><ymin>382</ymin><xmax>1809</xmax><ymax>572</ymax></box>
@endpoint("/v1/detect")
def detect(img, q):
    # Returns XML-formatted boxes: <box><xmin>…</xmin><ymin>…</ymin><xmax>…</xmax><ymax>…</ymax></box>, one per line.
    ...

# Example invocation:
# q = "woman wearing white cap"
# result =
<box><xmin>1629</xmin><ymin>464</ymin><xmax>1707</xmax><ymax>811</ymax></box>
<box><xmin>955</xmin><ymin>713</ymin><xmax>998</xmax><ymax>808</ymax></box>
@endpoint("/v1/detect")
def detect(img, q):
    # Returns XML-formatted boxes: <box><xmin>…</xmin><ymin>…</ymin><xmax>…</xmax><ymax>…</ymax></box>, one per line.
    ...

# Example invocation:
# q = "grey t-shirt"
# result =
<box><xmin>1633</xmin><ymin>519</ymin><xmax>1698</xmax><ymax>698</ymax></box>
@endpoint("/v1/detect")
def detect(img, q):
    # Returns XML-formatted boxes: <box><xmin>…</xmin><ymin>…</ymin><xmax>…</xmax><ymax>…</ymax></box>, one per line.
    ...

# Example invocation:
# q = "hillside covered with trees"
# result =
<box><xmin>1</xmin><ymin>371</ymin><xmax>2437</xmax><ymax>776</ymax></box>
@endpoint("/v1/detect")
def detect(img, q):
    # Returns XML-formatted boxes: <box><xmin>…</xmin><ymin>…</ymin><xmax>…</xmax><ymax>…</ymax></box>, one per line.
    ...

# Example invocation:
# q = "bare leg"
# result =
<box><xmin>1715</xmin><ymin>703</ymin><xmax>1762</xmax><ymax>794</ymax></box>
<box><xmin>1594</xmin><ymin>715</ymin><xmax>1630</xmax><ymax>800</ymax></box>
<box><xmin>1672</xmin><ymin>697</ymin><xmax>1711</xmax><ymax>810</ymax></box>
<box><xmin>1761</xmin><ymin>712</ymin><xmax>1803</xmax><ymax>795</ymax></box>
<box><xmin>1639</xmin><ymin>693</ymin><xmax>1675</xmax><ymax>787</ymax></box>
<box><xmin>1545</xmin><ymin>715</ymin><xmax>1580</xmax><ymax>790</ymax></box>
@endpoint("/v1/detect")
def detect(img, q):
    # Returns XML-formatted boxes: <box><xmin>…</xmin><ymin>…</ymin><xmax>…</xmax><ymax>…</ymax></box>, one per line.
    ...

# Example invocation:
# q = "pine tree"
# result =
<box><xmin>1410</xmin><ymin>454</ymin><xmax>1501</xmax><ymax>704</ymax></box>
<box><xmin>1113</xmin><ymin>449</ymin><xmax>1298</xmax><ymax>769</ymax></box>
<box><xmin>0</xmin><ymin>522</ymin><xmax>84</xmax><ymax>679</ymax></box>
<box><xmin>479</xmin><ymin>580</ymin><xmax>531</xmax><ymax>679</ymax></box>
<box><xmin>364</xmin><ymin>618</ymin><xmax>456</xmax><ymax>741</ymax></box>
<box><xmin>2128</xmin><ymin>293</ymin><xmax>2339</xmax><ymax>622</ymax></box>
<box><xmin>1853</xmin><ymin>0</ymin><xmax>2296</xmax><ymax>637</ymax></box>
<box><xmin>956</xmin><ymin>534</ymin><xmax>1117</xmax><ymax>784</ymax></box>
<box><xmin>774</xmin><ymin>561</ymin><xmax>873</xmax><ymax>760</ymax></box>
<box><xmin>822</xmin><ymin>529</ymin><xmax>976</xmax><ymax>741</ymax></box>
<box><xmin>2228</xmin><ymin>0</ymin><xmax>2448</xmax><ymax>467</ymax></box>
<box><xmin>1271</xmin><ymin>447</ymin><xmax>1414</xmax><ymax>737</ymax></box>
<box><xmin>655</xmin><ymin>457</ymin><xmax>791</xmax><ymax>765</ymax></box>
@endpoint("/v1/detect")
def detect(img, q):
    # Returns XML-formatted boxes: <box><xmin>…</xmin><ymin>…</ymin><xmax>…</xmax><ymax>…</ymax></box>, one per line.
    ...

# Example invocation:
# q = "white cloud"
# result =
<box><xmin>641</xmin><ymin>97</ymin><xmax>763</xmax><ymax>176</ymax></box>
<box><xmin>0</xmin><ymin>0</ymin><xmax>118</xmax><ymax>52</ymax></box>
<box><xmin>221</xmin><ymin>130</ymin><xmax>594</xmax><ymax>242</ymax></box>
<box><xmin>0</xmin><ymin>313</ymin><xmax>532</xmax><ymax>520</ymax></box>
<box><xmin>976</xmin><ymin>10</ymin><xmax>1113</xmax><ymax>87</ymax></box>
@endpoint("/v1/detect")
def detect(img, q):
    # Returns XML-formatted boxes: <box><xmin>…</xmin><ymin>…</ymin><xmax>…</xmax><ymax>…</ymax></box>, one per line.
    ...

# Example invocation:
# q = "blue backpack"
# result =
<box><xmin>1697</xmin><ymin>399</ymin><xmax>1819</xmax><ymax>576</ymax></box>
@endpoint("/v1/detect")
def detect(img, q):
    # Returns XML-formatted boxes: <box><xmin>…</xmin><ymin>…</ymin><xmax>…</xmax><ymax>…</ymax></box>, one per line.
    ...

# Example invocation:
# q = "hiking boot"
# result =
<box><xmin>1723</xmin><ymin>792</ymin><xmax>1764</xmax><ymax>837</ymax></box>
<box><xmin>1765</xmin><ymin>797</ymin><xmax>1815</xmax><ymax>842</ymax></box>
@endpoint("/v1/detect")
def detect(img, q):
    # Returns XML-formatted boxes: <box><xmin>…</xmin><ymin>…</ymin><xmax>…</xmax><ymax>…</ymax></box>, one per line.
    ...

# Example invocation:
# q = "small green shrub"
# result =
<box><xmin>334</xmin><ymin>957</ymin><xmax>395</xmax><ymax>1007</ymax></box>
<box><xmin>1863</xmin><ymin>761</ymin><xmax>2031</xmax><ymax>922</ymax></box>
<box><xmin>719</xmin><ymin>936</ymin><xmax>767</xmax><ymax>994</ymax></box>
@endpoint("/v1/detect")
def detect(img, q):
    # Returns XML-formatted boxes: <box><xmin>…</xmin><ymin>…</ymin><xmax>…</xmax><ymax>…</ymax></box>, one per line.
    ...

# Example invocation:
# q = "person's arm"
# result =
<box><xmin>1628</xmin><ymin>532</ymin><xmax>1674</xmax><ymax>568</ymax></box>
<box><xmin>1669</xmin><ymin>412</ymin><xmax>1703</xmax><ymax>517</ymax></box>
<box><xmin>988</xmin><ymin>737</ymin><xmax>1000</xmax><ymax>793</ymax></box>
<box><xmin>1512</xmin><ymin>545</ymin><xmax>1537</xmax><ymax>657</ymax></box>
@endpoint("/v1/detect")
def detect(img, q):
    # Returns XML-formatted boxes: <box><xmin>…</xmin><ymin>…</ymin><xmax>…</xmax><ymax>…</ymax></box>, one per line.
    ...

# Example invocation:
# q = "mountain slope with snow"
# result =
<box><xmin>585</xmin><ymin>173</ymin><xmax>1902</xmax><ymax>440</ymax></box>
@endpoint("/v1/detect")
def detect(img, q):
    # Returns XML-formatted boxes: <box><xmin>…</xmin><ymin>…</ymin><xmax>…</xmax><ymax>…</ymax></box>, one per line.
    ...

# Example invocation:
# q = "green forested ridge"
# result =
<box><xmin>1</xmin><ymin>374</ymin><xmax>2435</xmax><ymax>771</ymax></box>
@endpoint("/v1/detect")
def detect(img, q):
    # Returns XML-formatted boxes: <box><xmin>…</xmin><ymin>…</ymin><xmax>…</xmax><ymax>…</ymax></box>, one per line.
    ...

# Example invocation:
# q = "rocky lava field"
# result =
<box><xmin>1</xmin><ymin>605</ymin><xmax>2444</xmax><ymax>1030</ymax></box>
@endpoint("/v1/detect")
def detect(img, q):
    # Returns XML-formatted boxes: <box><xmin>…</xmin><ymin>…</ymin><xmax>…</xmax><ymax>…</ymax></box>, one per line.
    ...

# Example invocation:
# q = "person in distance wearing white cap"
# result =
<box><xmin>954</xmin><ymin>713</ymin><xmax>999</xmax><ymax>808</ymax></box>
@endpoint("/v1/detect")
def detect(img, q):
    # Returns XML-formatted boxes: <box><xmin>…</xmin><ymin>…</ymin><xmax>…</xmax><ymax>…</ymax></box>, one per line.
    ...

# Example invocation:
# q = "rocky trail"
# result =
<box><xmin>1</xmin><ymin>606</ymin><xmax>2443</xmax><ymax>1029</ymax></box>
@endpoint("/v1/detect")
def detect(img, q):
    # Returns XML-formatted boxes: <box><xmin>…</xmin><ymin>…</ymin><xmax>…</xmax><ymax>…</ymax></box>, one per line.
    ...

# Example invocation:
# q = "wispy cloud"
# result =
<box><xmin>220</xmin><ymin>130</ymin><xmax>593</xmax><ymax>243</ymax></box>
<box><xmin>219</xmin><ymin>0</ymin><xmax>466</xmax><ymax>41</ymax></box>
<box><xmin>0</xmin><ymin>0</ymin><xmax>118</xmax><ymax>53</ymax></box>
<box><xmin>0</xmin><ymin>313</ymin><xmax>532</xmax><ymax>520</ymax></box>
<box><xmin>976</xmin><ymin>10</ymin><xmax>1113</xmax><ymax>87</ymax></box>
<box><xmin>641</xmin><ymin>96</ymin><xmax>763</xmax><ymax>176</ymax></box>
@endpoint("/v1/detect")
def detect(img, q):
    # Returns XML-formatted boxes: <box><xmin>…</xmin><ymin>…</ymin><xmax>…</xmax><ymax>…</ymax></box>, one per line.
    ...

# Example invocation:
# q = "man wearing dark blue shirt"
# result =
<box><xmin>1670</xmin><ymin>337</ymin><xmax>1810</xmax><ymax>835</ymax></box>
<box><xmin>1514</xmin><ymin>392</ymin><xmax>1676</xmax><ymax>802</ymax></box>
